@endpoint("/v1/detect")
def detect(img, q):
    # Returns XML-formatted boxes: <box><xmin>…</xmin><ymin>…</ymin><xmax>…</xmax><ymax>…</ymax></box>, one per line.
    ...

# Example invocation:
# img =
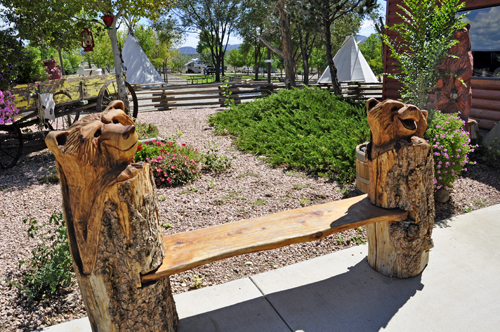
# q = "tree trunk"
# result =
<box><xmin>277</xmin><ymin>0</ymin><xmax>296</xmax><ymax>88</ymax></box>
<box><xmin>58</xmin><ymin>161</ymin><xmax>179</xmax><ymax>331</ymax></box>
<box><xmin>298</xmin><ymin>32</ymin><xmax>309</xmax><ymax>86</ymax></box>
<box><xmin>108</xmin><ymin>26</ymin><xmax>130</xmax><ymax>115</ymax></box>
<box><xmin>254</xmin><ymin>42</ymin><xmax>261</xmax><ymax>80</ymax></box>
<box><xmin>324</xmin><ymin>21</ymin><xmax>341</xmax><ymax>95</ymax></box>
<box><xmin>366</xmin><ymin>137</ymin><xmax>435</xmax><ymax>278</ymax></box>
<box><xmin>57</xmin><ymin>46</ymin><xmax>65</xmax><ymax>76</ymax></box>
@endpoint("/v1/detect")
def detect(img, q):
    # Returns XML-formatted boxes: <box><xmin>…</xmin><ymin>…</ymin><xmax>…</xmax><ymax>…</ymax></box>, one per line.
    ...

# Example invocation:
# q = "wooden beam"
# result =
<box><xmin>141</xmin><ymin>195</ymin><xmax>407</xmax><ymax>282</ymax></box>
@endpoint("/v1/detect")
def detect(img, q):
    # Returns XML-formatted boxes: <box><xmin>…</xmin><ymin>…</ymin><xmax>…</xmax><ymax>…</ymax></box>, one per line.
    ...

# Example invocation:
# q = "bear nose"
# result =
<box><xmin>122</xmin><ymin>125</ymin><xmax>136</xmax><ymax>139</ymax></box>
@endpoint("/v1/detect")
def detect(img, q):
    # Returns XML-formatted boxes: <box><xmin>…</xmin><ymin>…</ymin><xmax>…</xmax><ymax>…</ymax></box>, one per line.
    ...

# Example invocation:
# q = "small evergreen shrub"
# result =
<box><xmin>209</xmin><ymin>87</ymin><xmax>370</xmax><ymax>183</ymax></box>
<box><xmin>201</xmin><ymin>142</ymin><xmax>232</xmax><ymax>172</ymax></box>
<box><xmin>424</xmin><ymin>110</ymin><xmax>476</xmax><ymax>189</ymax></box>
<box><xmin>18</xmin><ymin>212</ymin><xmax>74</xmax><ymax>300</ymax></box>
<box><xmin>135</xmin><ymin>121</ymin><xmax>160</xmax><ymax>140</ymax></box>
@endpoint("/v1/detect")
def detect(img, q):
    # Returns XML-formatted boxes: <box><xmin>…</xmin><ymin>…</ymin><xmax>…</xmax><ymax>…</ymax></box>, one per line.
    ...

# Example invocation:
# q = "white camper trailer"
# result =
<box><xmin>185</xmin><ymin>58</ymin><xmax>204</xmax><ymax>73</ymax></box>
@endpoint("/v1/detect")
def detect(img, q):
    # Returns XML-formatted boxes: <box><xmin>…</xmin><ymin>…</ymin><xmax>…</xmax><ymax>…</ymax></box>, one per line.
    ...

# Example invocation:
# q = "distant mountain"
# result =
<box><xmin>356</xmin><ymin>35</ymin><xmax>368</xmax><ymax>44</ymax></box>
<box><xmin>225</xmin><ymin>44</ymin><xmax>240</xmax><ymax>51</ymax></box>
<box><xmin>178</xmin><ymin>44</ymin><xmax>241</xmax><ymax>55</ymax></box>
<box><xmin>178</xmin><ymin>46</ymin><xmax>198</xmax><ymax>55</ymax></box>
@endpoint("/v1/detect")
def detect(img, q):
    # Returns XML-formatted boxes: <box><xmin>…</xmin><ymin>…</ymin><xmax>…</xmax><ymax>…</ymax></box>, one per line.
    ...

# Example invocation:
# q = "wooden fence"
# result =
<box><xmin>314</xmin><ymin>81</ymin><xmax>383</xmax><ymax>100</ymax></box>
<box><xmin>132</xmin><ymin>81</ymin><xmax>382</xmax><ymax>112</ymax></box>
<box><xmin>133</xmin><ymin>82</ymin><xmax>278</xmax><ymax>112</ymax></box>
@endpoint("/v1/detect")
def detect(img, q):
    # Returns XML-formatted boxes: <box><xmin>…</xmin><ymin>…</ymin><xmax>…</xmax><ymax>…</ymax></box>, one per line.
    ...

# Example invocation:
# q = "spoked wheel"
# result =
<box><xmin>0</xmin><ymin>123</ymin><xmax>23</xmax><ymax>169</ymax></box>
<box><xmin>45</xmin><ymin>91</ymin><xmax>80</xmax><ymax>131</ymax></box>
<box><xmin>97</xmin><ymin>81</ymin><xmax>138</xmax><ymax>119</ymax></box>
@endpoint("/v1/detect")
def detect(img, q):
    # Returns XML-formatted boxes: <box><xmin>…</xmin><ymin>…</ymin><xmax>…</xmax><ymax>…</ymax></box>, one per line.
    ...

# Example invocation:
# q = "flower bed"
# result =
<box><xmin>136</xmin><ymin>140</ymin><xmax>201</xmax><ymax>187</ymax></box>
<box><xmin>424</xmin><ymin>110</ymin><xmax>476</xmax><ymax>190</ymax></box>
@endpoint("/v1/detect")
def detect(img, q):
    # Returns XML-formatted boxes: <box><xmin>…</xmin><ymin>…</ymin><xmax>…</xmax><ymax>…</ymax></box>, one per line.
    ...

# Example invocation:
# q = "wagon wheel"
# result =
<box><xmin>0</xmin><ymin>123</ymin><xmax>23</xmax><ymax>169</ymax></box>
<box><xmin>45</xmin><ymin>91</ymin><xmax>80</xmax><ymax>131</ymax></box>
<box><xmin>97</xmin><ymin>81</ymin><xmax>138</xmax><ymax>119</ymax></box>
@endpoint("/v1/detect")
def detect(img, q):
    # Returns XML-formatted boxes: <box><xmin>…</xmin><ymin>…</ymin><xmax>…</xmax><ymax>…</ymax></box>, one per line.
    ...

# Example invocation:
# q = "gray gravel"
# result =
<box><xmin>1</xmin><ymin>107</ymin><xmax>499</xmax><ymax>331</ymax></box>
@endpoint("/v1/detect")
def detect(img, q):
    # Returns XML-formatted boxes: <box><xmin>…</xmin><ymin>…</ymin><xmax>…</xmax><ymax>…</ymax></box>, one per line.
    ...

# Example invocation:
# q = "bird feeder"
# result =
<box><xmin>102</xmin><ymin>15</ymin><xmax>114</xmax><ymax>30</ymax></box>
<box><xmin>81</xmin><ymin>28</ymin><xmax>95</xmax><ymax>52</ymax></box>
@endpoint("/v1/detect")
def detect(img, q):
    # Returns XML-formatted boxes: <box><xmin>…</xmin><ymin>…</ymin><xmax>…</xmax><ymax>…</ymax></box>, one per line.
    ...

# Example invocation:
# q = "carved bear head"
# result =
<box><xmin>45</xmin><ymin>100</ymin><xmax>139</xmax><ymax>275</ymax></box>
<box><xmin>46</xmin><ymin>100</ymin><xmax>138</xmax><ymax>168</ymax></box>
<box><xmin>366</xmin><ymin>98</ymin><xmax>428</xmax><ymax>147</ymax></box>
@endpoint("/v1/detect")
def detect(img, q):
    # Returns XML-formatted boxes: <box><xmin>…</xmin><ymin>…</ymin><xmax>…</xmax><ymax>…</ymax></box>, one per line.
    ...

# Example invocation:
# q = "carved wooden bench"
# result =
<box><xmin>46</xmin><ymin>98</ymin><xmax>434</xmax><ymax>332</ymax></box>
<box><xmin>142</xmin><ymin>194</ymin><xmax>407</xmax><ymax>282</ymax></box>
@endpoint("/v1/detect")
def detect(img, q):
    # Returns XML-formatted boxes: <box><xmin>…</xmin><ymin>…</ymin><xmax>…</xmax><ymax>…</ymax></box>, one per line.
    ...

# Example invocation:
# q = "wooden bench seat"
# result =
<box><xmin>141</xmin><ymin>194</ymin><xmax>407</xmax><ymax>282</ymax></box>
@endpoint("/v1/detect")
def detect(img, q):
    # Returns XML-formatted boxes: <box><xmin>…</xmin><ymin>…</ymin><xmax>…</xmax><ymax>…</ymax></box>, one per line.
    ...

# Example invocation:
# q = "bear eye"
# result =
<box><xmin>94</xmin><ymin>129</ymin><xmax>101</xmax><ymax>137</ymax></box>
<box><xmin>113</xmin><ymin>119</ymin><xmax>119</xmax><ymax>124</ymax></box>
<box><xmin>391</xmin><ymin>107</ymin><xmax>399</xmax><ymax>113</ymax></box>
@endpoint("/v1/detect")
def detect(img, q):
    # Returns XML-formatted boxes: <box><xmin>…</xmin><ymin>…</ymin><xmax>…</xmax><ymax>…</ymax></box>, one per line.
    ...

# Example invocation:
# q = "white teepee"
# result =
<box><xmin>122</xmin><ymin>34</ymin><xmax>164</xmax><ymax>85</ymax></box>
<box><xmin>318</xmin><ymin>35</ymin><xmax>378</xmax><ymax>83</ymax></box>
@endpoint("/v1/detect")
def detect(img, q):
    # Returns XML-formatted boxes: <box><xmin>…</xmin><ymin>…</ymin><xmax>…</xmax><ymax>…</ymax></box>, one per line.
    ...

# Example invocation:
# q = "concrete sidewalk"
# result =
<box><xmin>38</xmin><ymin>204</ymin><xmax>500</xmax><ymax>332</ymax></box>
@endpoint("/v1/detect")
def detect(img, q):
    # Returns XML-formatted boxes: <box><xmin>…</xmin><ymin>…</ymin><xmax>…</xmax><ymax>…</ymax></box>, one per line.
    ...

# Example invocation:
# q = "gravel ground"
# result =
<box><xmin>1</xmin><ymin>107</ymin><xmax>499</xmax><ymax>332</ymax></box>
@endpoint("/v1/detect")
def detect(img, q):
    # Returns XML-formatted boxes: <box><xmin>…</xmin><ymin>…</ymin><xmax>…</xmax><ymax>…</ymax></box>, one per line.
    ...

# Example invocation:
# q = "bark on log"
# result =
<box><xmin>365</xmin><ymin>99</ymin><xmax>435</xmax><ymax>278</ymax></box>
<box><xmin>45</xmin><ymin>102</ymin><xmax>178</xmax><ymax>331</ymax></box>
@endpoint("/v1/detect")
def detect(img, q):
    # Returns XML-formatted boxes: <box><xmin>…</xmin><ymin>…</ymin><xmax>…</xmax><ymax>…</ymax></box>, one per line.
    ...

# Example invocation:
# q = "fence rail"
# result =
<box><xmin>134</xmin><ymin>82</ymin><xmax>278</xmax><ymax>112</ymax></box>
<box><xmin>314</xmin><ymin>82</ymin><xmax>383</xmax><ymax>100</ymax></box>
<box><xmin>133</xmin><ymin>81</ymin><xmax>382</xmax><ymax>112</ymax></box>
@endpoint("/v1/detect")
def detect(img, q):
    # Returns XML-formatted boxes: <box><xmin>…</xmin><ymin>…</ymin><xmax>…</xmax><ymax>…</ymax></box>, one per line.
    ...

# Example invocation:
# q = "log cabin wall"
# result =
<box><xmin>383</xmin><ymin>0</ymin><xmax>500</xmax><ymax>129</ymax></box>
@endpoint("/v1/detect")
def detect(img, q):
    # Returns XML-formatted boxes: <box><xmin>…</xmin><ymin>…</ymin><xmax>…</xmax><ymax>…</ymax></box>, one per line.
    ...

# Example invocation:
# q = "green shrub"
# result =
<box><xmin>136</xmin><ymin>140</ymin><xmax>202</xmax><ymax>187</ymax></box>
<box><xmin>135</xmin><ymin>140</ymin><xmax>164</xmax><ymax>162</ymax></box>
<box><xmin>135</xmin><ymin>121</ymin><xmax>160</xmax><ymax>140</ymax></box>
<box><xmin>209</xmin><ymin>87</ymin><xmax>370</xmax><ymax>183</ymax></box>
<box><xmin>424</xmin><ymin>110</ymin><xmax>475</xmax><ymax>189</ymax></box>
<box><xmin>202</xmin><ymin>142</ymin><xmax>232</xmax><ymax>172</ymax></box>
<box><xmin>18</xmin><ymin>212</ymin><xmax>74</xmax><ymax>300</ymax></box>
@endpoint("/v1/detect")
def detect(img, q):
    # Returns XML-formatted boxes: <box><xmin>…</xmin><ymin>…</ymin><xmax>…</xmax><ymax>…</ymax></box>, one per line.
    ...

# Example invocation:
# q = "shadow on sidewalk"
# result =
<box><xmin>179</xmin><ymin>259</ymin><xmax>424</xmax><ymax>332</ymax></box>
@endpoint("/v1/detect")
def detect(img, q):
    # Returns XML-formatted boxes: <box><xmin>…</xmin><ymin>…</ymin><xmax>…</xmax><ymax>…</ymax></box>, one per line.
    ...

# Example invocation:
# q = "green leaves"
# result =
<box><xmin>210</xmin><ymin>87</ymin><xmax>370</xmax><ymax>183</ymax></box>
<box><xmin>383</xmin><ymin>0</ymin><xmax>468</xmax><ymax>108</ymax></box>
<box><xmin>19</xmin><ymin>212</ymin><xmax>74</xmax><ymax>300</ymax></box>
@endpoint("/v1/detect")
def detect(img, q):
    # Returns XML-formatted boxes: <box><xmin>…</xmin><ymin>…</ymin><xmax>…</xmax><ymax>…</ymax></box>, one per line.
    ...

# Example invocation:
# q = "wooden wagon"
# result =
<box><xmin>0</xmin><ymin>74</ymin><xmax>138</xmax><ymax>169</ymax></box>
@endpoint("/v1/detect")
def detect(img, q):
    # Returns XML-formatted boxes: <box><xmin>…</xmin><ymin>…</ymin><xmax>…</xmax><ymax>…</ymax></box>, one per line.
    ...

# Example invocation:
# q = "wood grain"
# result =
<box><xmin>141</xmin><ymin>195</ymin><xmax>407</xmax><ymax>282</ymax></box>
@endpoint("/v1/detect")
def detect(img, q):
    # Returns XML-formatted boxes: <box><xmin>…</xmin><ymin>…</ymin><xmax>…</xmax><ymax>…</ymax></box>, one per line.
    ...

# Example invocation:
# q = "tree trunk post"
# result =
<box><xmin>365</xmin><ymin>98</ymin><xmax>435</xmax><ymax>278</ymax></box>
<box><xmin>57</xmin><ymin>46</ymin><xmax>65</xmax><ymax>76</ymax></box>
<box><xmin>108</xmin><ymin>16</ymin><xmax>131</xmax><ymax>115</ymax></box>
<box><xmin>45</xmin><ymin>104</ymin><xmax>178</xmax><ymax>331</ymax></box>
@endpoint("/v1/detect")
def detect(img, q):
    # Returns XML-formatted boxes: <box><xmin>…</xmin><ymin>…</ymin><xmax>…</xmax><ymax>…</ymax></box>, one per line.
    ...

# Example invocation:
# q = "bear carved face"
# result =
<box><xmin>366</xmin><ymin>98</ymin><xmax>428</xmax><ymax>147</ymax></box>
<box><xmin>46</xmin><ymin>100</ymin><xmax>138</xmax><ymax>168</ymax></box>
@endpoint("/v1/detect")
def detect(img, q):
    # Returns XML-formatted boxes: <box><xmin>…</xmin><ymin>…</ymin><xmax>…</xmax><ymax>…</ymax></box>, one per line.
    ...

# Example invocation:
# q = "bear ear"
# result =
<box><xmin>465</xmin><ymin>23</ymin><xmax>470</xmax><ymax>30</ymax></box>
<box><xmin>366</xmin><ymin>98</ymin><xmax>380</xmax><ymax>113</ymax></box>
<box><xmin>105</xmin><ymin>100</ymin><xmax>125</xmax><ymax>112</ymax></box>
<box><xmin>45</xmin><ymin>131</ymin><xmax>69</xmax><ymax>158</ymax></box>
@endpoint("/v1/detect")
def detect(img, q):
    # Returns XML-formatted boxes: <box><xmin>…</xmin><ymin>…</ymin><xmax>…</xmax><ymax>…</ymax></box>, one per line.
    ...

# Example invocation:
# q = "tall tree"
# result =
<box><xmin>255</xmin><ymin>0</ymin><xmax>296</xmax><ymax>88</ymax></box>
<box><xmin>0</xmin><ymin>0</ymin><xmax>99</xmax><ymax>75</ymax></box>
<box><xmin>1</xmin><ymin>0</ymin><xmax>176</xmax><ymax>114</ymax></box>
<box><xmin>176</xmin><ymin>0</ymin><xmax>244</xmax><ymax>82</ymax></box>
<box><xmin>227</xmin><ymin>48</ymin><xmax>245</xmax><ymax>73</ymax></box>
<box><xmin>307</xmin><ymin>0</ymin><xmax>376</xmax><ymax>94</ymax></box>
<box><xmin>359</xmin><ymin>33</ymin><xmax>383</xmax><ymax>76</ymax></box>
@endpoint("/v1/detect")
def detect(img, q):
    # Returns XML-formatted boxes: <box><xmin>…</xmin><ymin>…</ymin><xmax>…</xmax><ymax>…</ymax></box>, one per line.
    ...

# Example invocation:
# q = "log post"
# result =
<box><xmin>45</xmin><ymin>100</ymin><xmax>178</xmax><ymax>331</ymax></box>
<box><xmin>365</xmin><ymin>98</ymin><xmax>435</xmax><ymax>278</ymax></box>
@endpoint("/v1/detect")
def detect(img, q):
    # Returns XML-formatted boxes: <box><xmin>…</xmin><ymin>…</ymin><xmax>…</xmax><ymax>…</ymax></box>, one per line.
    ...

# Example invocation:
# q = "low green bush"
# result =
<box><xmin>209</xmin><ymin>87</ymin><xmax>370</xmax><ymax>183</ymax></box>
<box><xmin>18</xmin><ymin>212</ymin><xmax>74</xmax><ymax>300</ymax></box>
<box><xmin>201</xmin><ymin>142</ymin><xmax>232</xmax><ymax>172</ymax></box>
<box><xmin>424</xmin><ymin>110</ymin><xmax>476</xmax><ymax>189</ymax></box>
<box><xmin>136</xmin><ymin>140</ymin><xmax>202</xmax><ymax>187</ymax></box>
<box><xmin>135</xmin><ymin>120</ymin><xmax>160</xmax><ymax>140</ymax></box>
